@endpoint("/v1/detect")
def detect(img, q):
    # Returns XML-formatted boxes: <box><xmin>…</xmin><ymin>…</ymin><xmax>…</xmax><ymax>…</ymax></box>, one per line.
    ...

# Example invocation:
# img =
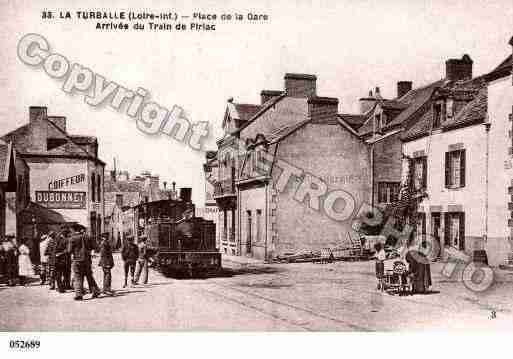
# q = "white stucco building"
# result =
<box><xmin>401</xmin><ymin>45</ymin><xmax>512</xmax><ymax>266</ymax></box>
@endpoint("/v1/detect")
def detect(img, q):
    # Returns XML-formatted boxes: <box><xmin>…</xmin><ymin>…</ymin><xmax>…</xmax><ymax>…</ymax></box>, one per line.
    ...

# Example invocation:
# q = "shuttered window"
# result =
<box><xmin>445</xmin><ymin>212</ymin><xmax>465</xmax><ymax>250</ymax></box>
<box><xmin>91</xmin><ymin>174</ymin><xmax>96</xmax><ymax>202</ymax></box>
<box><xmin>377</xmin><ymin>182</ymin><xmax>400</xmax><ymax>203</ymax></box>
<box><xmin>413</xmin><ymin>156</ymin><xmax>427</xmax><ymax>191</ymax></box>
<box><xmin>445</xmin><ymin>149</ymin><xmax>466</xmax><ymax>188</ymax></box>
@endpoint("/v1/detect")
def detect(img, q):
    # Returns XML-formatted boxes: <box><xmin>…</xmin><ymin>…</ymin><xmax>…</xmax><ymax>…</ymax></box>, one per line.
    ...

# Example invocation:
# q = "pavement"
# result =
<box><xmin>1</xmin><ymin>253</ymin><xmax>512</xmax><ymax>331</ymax></box>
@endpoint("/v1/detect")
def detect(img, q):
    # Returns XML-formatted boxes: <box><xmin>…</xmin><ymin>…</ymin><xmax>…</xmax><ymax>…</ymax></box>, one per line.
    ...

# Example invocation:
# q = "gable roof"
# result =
<box><xmin>223</xmin><ymin>101</ymin><xmax>262</xmax><ymax>130</ymax></box>
<box><xmin>443</xmin><ymin>86</ymin><xmax>487</xmax><ymax>131</ymax></box>
<box><xmin>232</xmin><ymin>94</ymin><xmax>287</xmax><ymax>135</ymax></box>
<box><xmin>385</xmin><ymin>79</ymin><xmax>445</xmax><ymax>129</ymax></box>
<box><xmin>401</xmin><ymin>84</ymin><xmax>487</xmax><ymax>141</ymax></box>
<box><xmin>337</xmin><ymin>114</ymin><xmax>366</xmax><ymax>130</ymax></box>
<box><xmin>484</xmin><ymin>54</ymin><xmax>512</xmax><ymax>82</ymax></box>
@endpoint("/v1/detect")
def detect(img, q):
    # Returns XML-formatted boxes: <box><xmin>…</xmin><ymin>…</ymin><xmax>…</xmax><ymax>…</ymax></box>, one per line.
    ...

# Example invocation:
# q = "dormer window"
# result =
<box><xmin>433</xmin><ymin>102</ymin><xmax>445</xmax><ymax>129</ymax></box>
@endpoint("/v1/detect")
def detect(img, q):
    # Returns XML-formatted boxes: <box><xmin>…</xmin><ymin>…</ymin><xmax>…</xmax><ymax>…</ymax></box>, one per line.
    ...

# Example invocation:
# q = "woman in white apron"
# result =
<box><xmin>18</xmin><ymin>239</ymin><xmax>34</xmax><ymax>286</ymax></box>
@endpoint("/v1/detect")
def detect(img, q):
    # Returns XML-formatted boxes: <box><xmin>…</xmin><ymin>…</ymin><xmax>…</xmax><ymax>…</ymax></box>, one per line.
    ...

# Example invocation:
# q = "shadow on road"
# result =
<box><xmin>82</xmin><ymin>289</ymin><xmax>146</xmax><ymax>301</ymax></box>
<box><xmin>218</xmin><ymin>265</ymin><xmax>286</xmax><ymax>278</ymax></box>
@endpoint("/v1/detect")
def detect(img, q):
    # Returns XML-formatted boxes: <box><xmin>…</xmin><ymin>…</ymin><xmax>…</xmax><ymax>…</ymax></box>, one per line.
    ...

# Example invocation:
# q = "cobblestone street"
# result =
<box><xmin>2</xmin><ymin>254</ymin><xmax>513</xmax><ymax>331</ymax></box>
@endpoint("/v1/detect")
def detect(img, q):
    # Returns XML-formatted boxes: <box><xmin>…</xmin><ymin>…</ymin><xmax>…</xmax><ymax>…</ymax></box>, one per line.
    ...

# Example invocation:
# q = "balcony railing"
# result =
<box><xmin>213</xmin><ymin>178</ymin><xmax>236</xmax><ymax>198</ymax></box>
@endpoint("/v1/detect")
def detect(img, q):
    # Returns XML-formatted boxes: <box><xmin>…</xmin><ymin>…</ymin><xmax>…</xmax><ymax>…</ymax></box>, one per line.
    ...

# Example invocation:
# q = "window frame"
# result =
<box><xmin>377</xmin><ymin>181</ymin><xmax>401</xmax><ymax>204</ymax></box>
<box><xmin>445</xmin><ymin>149</ymin><xmax>466</xmax><ymax>189</ymax></box>
<box><xmin>412</xmin><ymin>156</ymin><xmax>427</xmax><ymax>191</ymax></box>
<box><xmin>444</xmin><ymin>212</ymin><xmax>465</xmax><ymax>250</ymax></box>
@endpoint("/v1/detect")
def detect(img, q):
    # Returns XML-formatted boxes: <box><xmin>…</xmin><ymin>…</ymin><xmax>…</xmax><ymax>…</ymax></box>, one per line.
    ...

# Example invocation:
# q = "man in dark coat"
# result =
<box><xmin>44</xmin><ymin>232</ymin><xmax>57</xmax><ymax>290</ymax></box>
<box><xmin>3</xmin><ymin>235</ymin><xmax>18</xmax><ymax>286</ymax></box>
<box><xmin>68</xmin><ymin>229</ymin><xmax>100</xmax><ymax>300</ymax></box>
<box><xmin>121</xmin><ymin>237</ymin><xmax>138</xmax><ymax>288</ymax></box>
<box><xmin>61</xmin><ymin>229</ymin><xmax>72</xmax><ymax>290</ymax></box>
<box><xmin>98</xmin><ymin>233</ymin><xmax>114</xmax><ymax>295</ymax></box>
<box><xmin>53</xmin><ymin>231</ymin><xmax>69</xmax><ymax>293</ymax></box>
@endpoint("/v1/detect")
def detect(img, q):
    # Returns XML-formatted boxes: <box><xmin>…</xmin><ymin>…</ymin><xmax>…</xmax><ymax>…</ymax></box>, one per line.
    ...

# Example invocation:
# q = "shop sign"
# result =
<box><xmin>35</xmin><ymin>191</ymin><xmax>86</xmax><ymax>209</ymax></box>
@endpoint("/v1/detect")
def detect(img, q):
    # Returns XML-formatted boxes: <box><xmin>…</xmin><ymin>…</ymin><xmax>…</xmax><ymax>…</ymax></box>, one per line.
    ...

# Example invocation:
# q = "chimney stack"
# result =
<box><xmin>397</xmin><ymin>81</ymin><xmax>412</xmax><ymax>98</ymax></box>
<box><xmin>260</xmin><ymin>90</ymin><xmax>282</xmax><ymax>104</ymax></box>
<box><xmin>359</xmin><ymin>90</ymin><xmax>376</xmax><ymax>114</ymax></box>
<box><xmin>284</xmin><ymin>73</ymin><xmax>317</xmax><ymax>98</ymax></box>
<box><xmin>307</xmin><ymin>97</ymin><xmax>339</xmax><ymax>122</ymax></box>
<box><xmin>446</xmin><ymin>54</ymin><xmax>473</xmax><ymax>82</ymax></box>
<box><xmin>29</xmin><ymin>106</ymin><xmax>47</xmax><ymax>123</ymax></box>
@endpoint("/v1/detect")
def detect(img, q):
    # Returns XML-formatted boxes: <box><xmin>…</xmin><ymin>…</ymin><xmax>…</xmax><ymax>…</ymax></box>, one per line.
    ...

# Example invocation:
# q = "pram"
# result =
<box><xmin>382</xmin><ymin>260</ymin><xmax>412</xmax><ymax>295</ymax></box>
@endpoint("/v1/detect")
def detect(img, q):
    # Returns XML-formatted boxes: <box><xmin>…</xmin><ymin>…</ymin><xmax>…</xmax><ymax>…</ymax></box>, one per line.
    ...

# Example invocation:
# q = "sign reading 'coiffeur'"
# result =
<box><xmin>35</xmin><ymin>191</ymin><xmax>86</xmax><ymax>209</ymax></box>
<box><xmin>48</xmin><ymin>173</ymin><xmax>86</xmax><ymax>190</ymax></box>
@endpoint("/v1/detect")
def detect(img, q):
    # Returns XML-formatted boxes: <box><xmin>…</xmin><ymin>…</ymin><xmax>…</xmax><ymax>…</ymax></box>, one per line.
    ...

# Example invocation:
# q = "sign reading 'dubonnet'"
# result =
<box><xmin>35</xmin><ymin>191</ymin><xmax>87</xmax><ymax>209</ymax></box>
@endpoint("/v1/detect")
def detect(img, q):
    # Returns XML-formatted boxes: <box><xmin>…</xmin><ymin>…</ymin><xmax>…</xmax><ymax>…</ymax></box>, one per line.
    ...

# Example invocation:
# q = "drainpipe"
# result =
<box><xmin>484</xmin><ymin>121</ymin><xmax>491</xmax><ymax>244</ymax></box>
<box><xmin>265</xmin><ymin>181</ymin><xmax>268</xmax><ymax>262</ymax></box>
<box><xmin>370</xmin><ymin>143</ymin><xmax>375</xmax><ymax>208</ymax></box>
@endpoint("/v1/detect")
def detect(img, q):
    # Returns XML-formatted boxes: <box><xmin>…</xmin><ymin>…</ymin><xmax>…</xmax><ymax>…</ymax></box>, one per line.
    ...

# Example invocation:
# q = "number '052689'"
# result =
<box><xmin>9</xmin><ymin>340</ymin><xmax>40</xmax><ymax>349</ymax></box>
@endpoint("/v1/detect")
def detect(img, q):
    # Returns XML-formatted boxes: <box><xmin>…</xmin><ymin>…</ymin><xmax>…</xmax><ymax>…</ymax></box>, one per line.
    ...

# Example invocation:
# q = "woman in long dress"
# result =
<box><xmin>405</xmin><ymin>249</ymin><xmax>432</xmax><ymax>294</ymax></box>
<box><xmin>18</xmin><ymin>239</ymin><xmax>34</xmax><ymax>286</ymax></box>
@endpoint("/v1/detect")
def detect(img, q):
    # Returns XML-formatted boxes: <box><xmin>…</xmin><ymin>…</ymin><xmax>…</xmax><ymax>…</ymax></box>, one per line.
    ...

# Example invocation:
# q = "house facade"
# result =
<box><xmin>2</xmin><ymin>106</ymin><xmax>105</xmax><ymax>241</ymax></box>
<box><xmin>401</xmin><ymin>45</ymin><xmax>513</xmax><ymax>266</ymax></box>
<box><xmin>212</xmin><ymin>74</ymin><xmax>372</xmax><ymax>260</ymax></box>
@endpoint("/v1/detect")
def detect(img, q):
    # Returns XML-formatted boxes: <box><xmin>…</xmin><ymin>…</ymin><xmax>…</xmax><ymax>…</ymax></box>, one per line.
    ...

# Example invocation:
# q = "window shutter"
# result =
<box><xmin>459</xmin><ymin>212</ymin><xmax>465</xmax><ymax>251</ymax></box>
<box><xmin>422</xmin><ymin>157</ymin><xmax>427</xmax><ymax>189</ymax></box>
<box><xmin>460</xmin><ymin>149</ymin><xmax>466</xmax><ymax>188</ymax></box>
<box><xmin>407</xmin><ymin>158</ymin><xmax>414</xmax><ymax>189</ymax></box>
<box><xmin>444</xmin><ymin>152</ymin><xmax>450</xmax><ymax>188</ymax></box>
<box><xmin>444</xmin><ymin>213</ymin><xmax>450</xmax><ymax>246</ymax></box>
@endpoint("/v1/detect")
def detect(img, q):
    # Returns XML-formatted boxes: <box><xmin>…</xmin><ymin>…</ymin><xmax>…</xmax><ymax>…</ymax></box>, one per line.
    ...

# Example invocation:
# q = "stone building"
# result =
<box><xmin>401</xmin><ymin>40</ymin><xmax>513</xmax><ymax>266</ymax></box>
<box><xmin>212</xmin><ymin>74</ymin><xmax>372</xmax><ymax>260</ymax></box>
<box><xmin>2</xmin><ymin>106</ymin><xmax>105</xmax><ymax>241</ymax></box>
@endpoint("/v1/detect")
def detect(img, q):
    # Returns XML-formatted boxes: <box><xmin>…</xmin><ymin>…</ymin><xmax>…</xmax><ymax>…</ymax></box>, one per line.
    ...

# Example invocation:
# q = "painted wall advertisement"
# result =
<box><xmin>30</xmin><ymin>162</ymin><xmax>88</xmax><ymax>210</ymax></box>
<box><xmin>35</xmin><ymin>190</ymin><xmax>86</xmax><ymax>209</ymax></box>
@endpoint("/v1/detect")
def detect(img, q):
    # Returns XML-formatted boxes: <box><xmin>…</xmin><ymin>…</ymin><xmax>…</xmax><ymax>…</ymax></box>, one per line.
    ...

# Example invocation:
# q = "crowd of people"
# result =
<box><xmin>0</xmin><ymin>227</ymin><xmax>152</xmax><ymax>301</ymax></box>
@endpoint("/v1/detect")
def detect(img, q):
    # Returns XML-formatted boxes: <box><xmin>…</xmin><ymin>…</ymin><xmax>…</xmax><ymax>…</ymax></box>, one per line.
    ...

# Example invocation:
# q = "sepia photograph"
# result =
<box><xmin>0</xmin><ymin>0</ymin><xmax>513</xmax><ymax>355</ymax></box>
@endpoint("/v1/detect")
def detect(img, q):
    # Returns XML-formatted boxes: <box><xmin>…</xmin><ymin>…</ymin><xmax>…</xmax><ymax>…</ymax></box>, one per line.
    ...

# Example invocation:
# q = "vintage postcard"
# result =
<box><xmin>1</xmin><ymin>0</ymin><xmax>513</xmax><ymax>351</ymax></box>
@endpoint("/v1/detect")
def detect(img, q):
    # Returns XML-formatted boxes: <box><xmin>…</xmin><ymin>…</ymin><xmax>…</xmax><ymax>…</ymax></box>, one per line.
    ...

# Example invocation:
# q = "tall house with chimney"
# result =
<box><xmin>401</xmin><ymin>40</ymin><xmax>513</xmax><ymax>266</ymax></box>
<box><xmin>2</xmin><ymin>106</ymin><xmax>105</xmax><ymax>240</ymax></box>
<box><xmin>212</xmin><ymin>73</ymin><xmax>372</xmax><ymax>260</ymax></box>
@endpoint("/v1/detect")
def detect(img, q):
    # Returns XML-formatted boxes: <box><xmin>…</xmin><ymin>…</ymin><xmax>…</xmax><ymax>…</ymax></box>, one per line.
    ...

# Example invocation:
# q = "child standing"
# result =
<box><xmin>374</xmin><ymin>242</ymin><xmax>386</xmax><ymax>291</ymax></box>
<box><xmin>18</xmin><ymin>239</ymin><xmax>33</xmax><ymax>286</ymax></box>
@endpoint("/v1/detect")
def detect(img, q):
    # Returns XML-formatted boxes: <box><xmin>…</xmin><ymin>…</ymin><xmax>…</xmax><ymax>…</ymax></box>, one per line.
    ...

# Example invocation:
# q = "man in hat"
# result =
<box><xmin>121</xmin><ymin>236</ymin><xmax>138</xmax><ymax>287</ymax></box>
<box><xmin>39</xmin><ymin>234</ymin><xmax>50</xmax><ymax>285</ymax></box>
<box><xmin>44</xmin><ymin>231</ymin><xmax>57</xmax><ymax>290</ymax></box>
<box><xmin>53</xmin><ymin>230</ymin><xmax>69</xmax><ymax>293</ymax></box>
<box><xmin>2</xmin><ymin>234</ymin><xmax>18</xmax><ymax>286</ymax></box>
<box><xmin>68</xmin><ymin>228</ymin><xmax>100</xmax><ymax>300</ymax></box>
<box><xmin>98</xmin><ymin>233</ymin><xmax>114</xmax><ymax>295</ymax></box>
<box><xmin>134</xmin><ymin>236</ymin><xmax>150</xmax><ymax>285</ymax></box>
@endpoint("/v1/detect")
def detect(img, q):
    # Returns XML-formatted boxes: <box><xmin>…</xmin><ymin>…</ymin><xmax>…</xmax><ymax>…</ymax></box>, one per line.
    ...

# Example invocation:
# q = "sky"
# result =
<box><xmin>1</xmin><ymin>0</ymin><xmax>512</xmax><ymax>205</ymax></box>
